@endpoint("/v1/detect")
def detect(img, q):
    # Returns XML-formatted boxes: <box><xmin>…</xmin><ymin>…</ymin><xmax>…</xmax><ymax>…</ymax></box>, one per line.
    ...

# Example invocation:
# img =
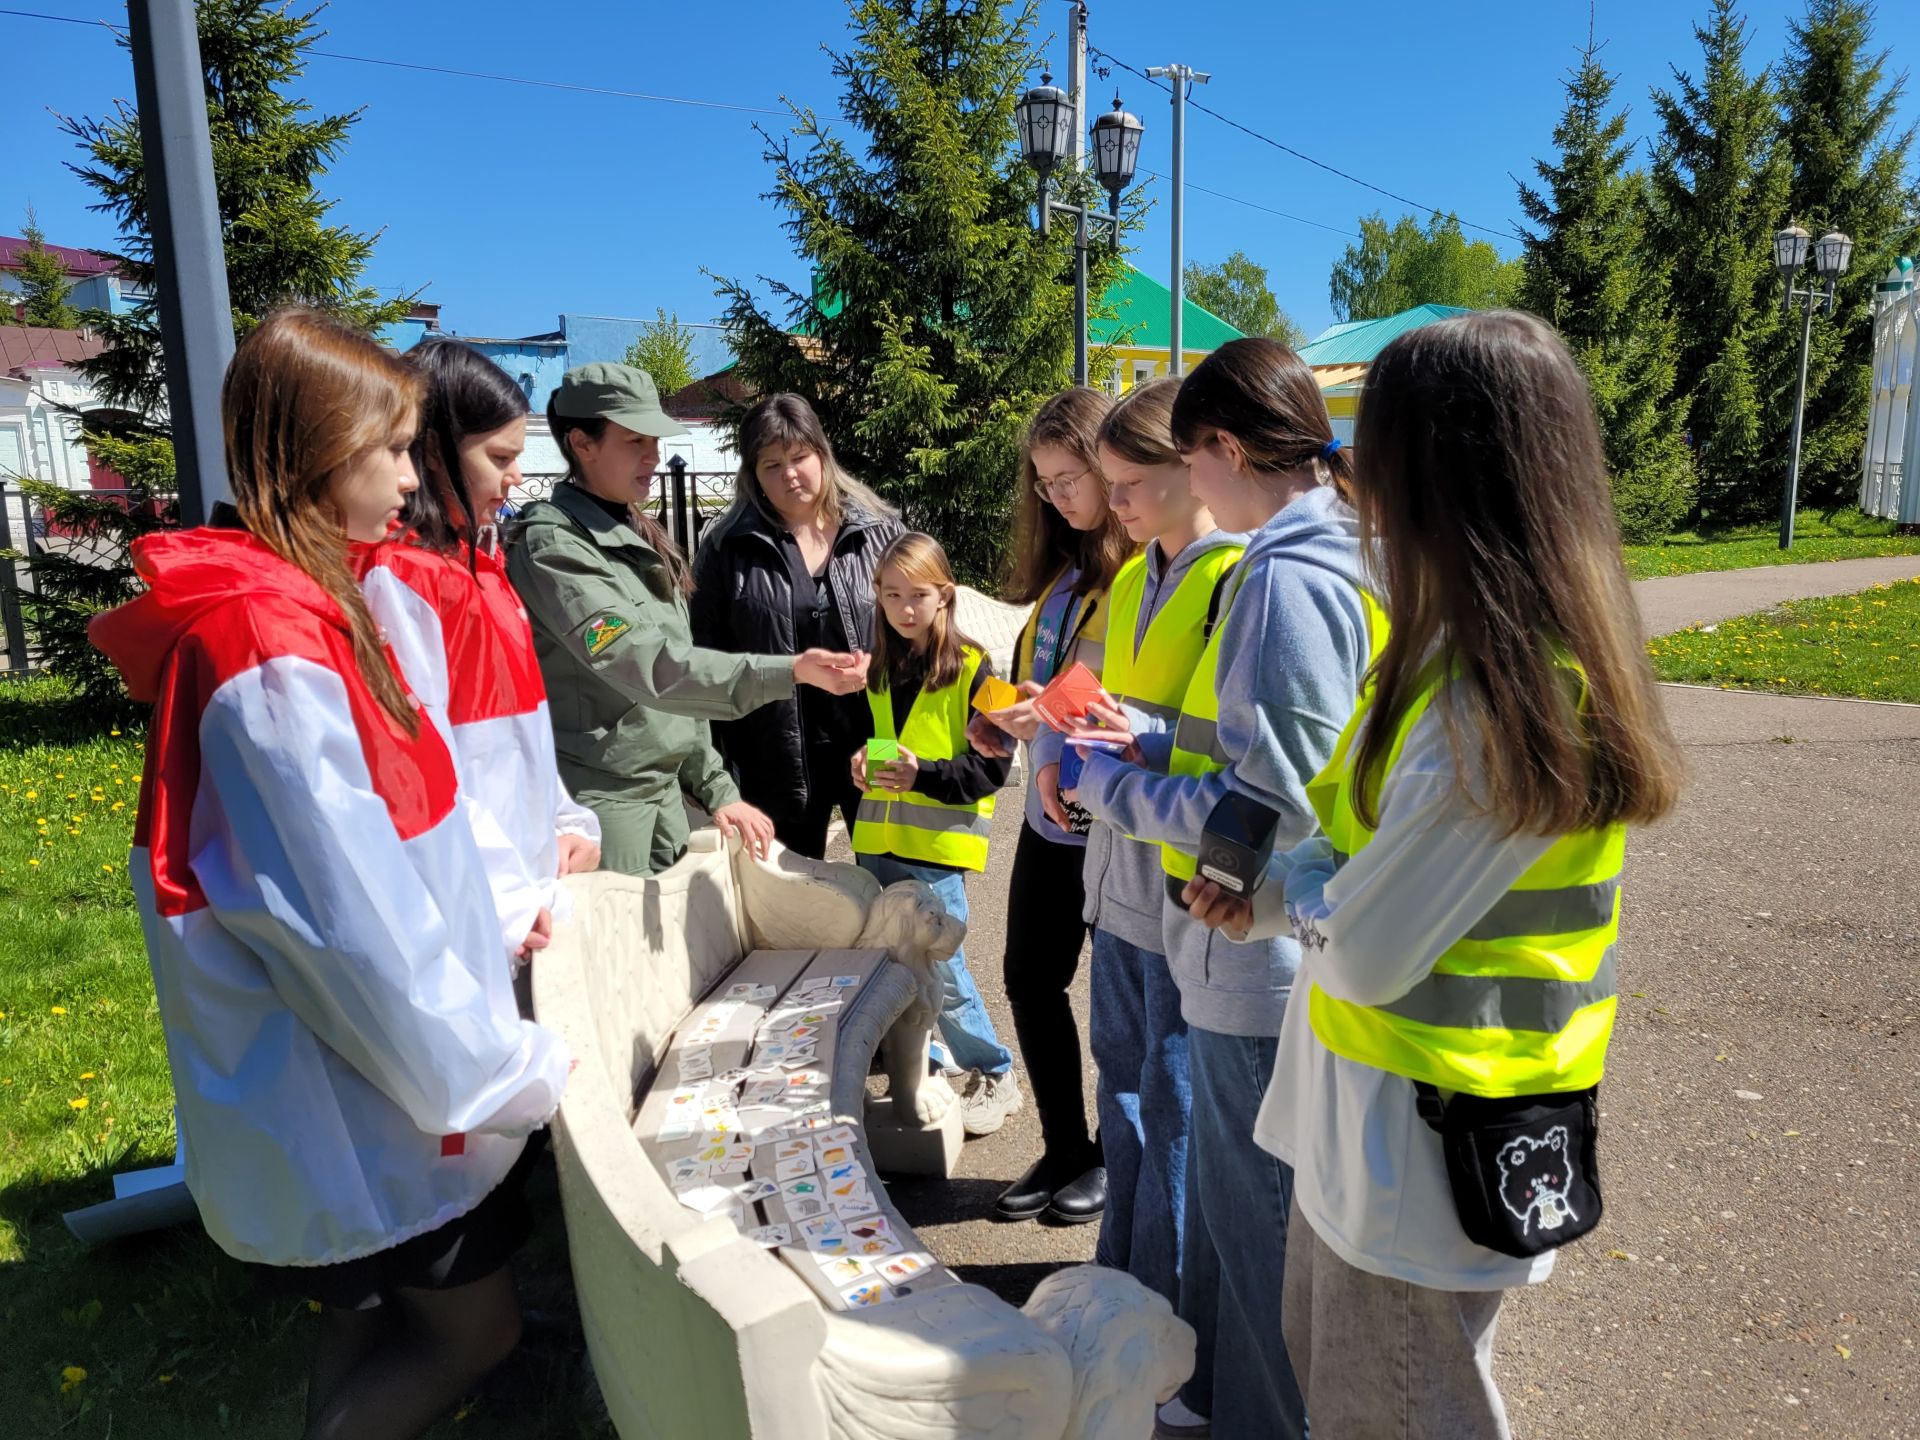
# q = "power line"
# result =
<box><xmin>1089</xmin><ymin>44</ymin><xmax>1516</xmax><ymax>240</ymax></box>
<box><xmin>0</xmin><ymin>7</ymin><xmax>789</xmax><ymax>116</ymax></box>
<box><xmin>1137</xmin><ymin>169</ymin><xmax>1361</xmax><ymax>239</ymax></box>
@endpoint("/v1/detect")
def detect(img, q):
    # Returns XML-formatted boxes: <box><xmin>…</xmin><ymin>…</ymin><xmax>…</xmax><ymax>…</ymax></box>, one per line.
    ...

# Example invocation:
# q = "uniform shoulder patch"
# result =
<box><xmin>584</xmin><ymin>613</ymin><xmax>632</xmax><ymax>656</ymax></box>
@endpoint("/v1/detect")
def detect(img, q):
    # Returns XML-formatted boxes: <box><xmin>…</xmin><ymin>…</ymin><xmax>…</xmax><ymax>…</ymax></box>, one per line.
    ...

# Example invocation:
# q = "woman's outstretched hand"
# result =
<box><xmin>795</xmin><ymin>648</ymin><xmax>869</xmax><ymax>695</ymax></box>
<box><xmin>713</xmin><ymin>801</ymin><xmax>778</xmax><ymax>860</ymax></box>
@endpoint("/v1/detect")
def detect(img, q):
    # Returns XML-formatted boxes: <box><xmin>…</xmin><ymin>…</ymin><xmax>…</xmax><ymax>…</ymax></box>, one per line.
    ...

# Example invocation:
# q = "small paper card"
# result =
<box><xmin>774</xmin><ymin>1156</ymin><xmax>817</xmax><ymax>1183</ymax></box>
<box><xmin>676</xmin><ymin>1052</ymin><xmax>713</xmax><ymax>1081</ymax></box>
<box><xmin>772</xmin><ymin>1138</ymin><xmax>815</xmax><ymax>1163</ymax></box>
<box><xmin>664</xmin><ymin>1085</ymin><xmax>706</xmax><ymax>1111</ymax></box>
<box><xmin>831</xmin><ymin>1193</ymin><xmax>880</xmax><ymax>1223</ymax></box>
<box><xmin>724</xmin><ymin>983</ymin><xmax>779</xmax><ymax>1003</ymax></box>
<box><xmin>838</xmin><ymin>1278</ymin><xmax>897</xmax><ymax>1309</ymax></box>
<box><xmin>844</xmin><ymin>1215</ymin><xmax>903</xmax><ymax>1259</ymax></box>
<box><xmin>830</xmin><ymin>975</ymin><xmax>863</xmax><ymax>990</ymax></box>
<box><xmin>799</xmin><ymin>1216</ymin><xmax>848</xmax><ymax>1254</ymax></box>
<box><xmin>656</xmin><ymin>1117</ymin><xmax>696</xmax><ymax>1143</ymax></box>
<box><xmin>866</xmin><ymin>737</ymin><xmax>899</xmax><ymax>764</ymax></box>
<box><xmin>815</xmin><ymin>1142</ymin><xmax>856</xmax><ymax>1169</ymax></box>
<box><xmin>812</xmin><ymin>1126</ymin><xmax>859</xmax><ymax>1149</ymax></box>
<box><xmin>780</xmin><ymin>1051</ymin><xmax>821</xmax><ymax>1072</ymax></box>
<box><xmin>667</xmin><ymin>1158</ymin><xmax>713</xmax><ymax>1188</ymax></box>
<box><xmin>780</xmin><ymin>1175</ymin><xmax>825</xmax><ymax>1203</ymax></box>
<box><xmin>742</xmin><ymin>1078</ymin><xmax>790</xmax><ymax>1105</ymax></box>
<box><xmin>735</xmin><ymin>1179</ymin><xmax>782</xmax><ymax>1204</ymax></box>
<box><xmin>782</xmin><ymin>1193</ymin><xmax>830</xmax><ymax>1221</ymax></box>
<box><xmin>745</xmin><ymin>1224</ymin><xmax>791</xmax><ymax>1248</ymax></box>
<box><xmin>971</xmin><ymin>674</ymin><xmax>1021</xmax><ymax>714</ymax></box>
<box><xmin>818</xmin><ymin>1254</ymin><xmax>871</xmax><ymax>1284</ymax></box>
<box><xmin>676</xmin><ymin>1183</ymin><xmax>738</xmax><ymax>1215</ymax></box>
<box><xmin>695</xmin><ymin>1141</ymin><xmax>755</xmax><ymax>1166</ymax></box>
<box><xmin>713</xmin><ymin>1154</ymin><xmax>752</xmax><ymax>1177</ymax></box>
<box><xmin>821</xmin><ymin>1160</ymin><xmax>864</xmax><ymax>1186</ymax></box>
<box><xmin>877</xmin><ymin>1251</ymin><xmax>935</xmax><ymax>1285</ymax></box>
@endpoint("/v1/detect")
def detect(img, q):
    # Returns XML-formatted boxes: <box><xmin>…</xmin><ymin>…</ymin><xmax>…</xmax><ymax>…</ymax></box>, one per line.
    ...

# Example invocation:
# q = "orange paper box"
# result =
<box><xmin>1032</xmin><ymin>662</ymin><xmax>1107</xmax><ymax>731</ymax></box>
<box><xmin>971</xmin><ymin>675</ymin><xmax>1021</xmax><ymax>714</ymax></box>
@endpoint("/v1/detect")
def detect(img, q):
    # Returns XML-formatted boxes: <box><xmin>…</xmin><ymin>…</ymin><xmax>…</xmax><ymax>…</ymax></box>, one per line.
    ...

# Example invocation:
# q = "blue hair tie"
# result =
<box><xmin>1320</xmin><ymin>438</ymin><xmax>1344</xmax><ymax>460</ymax></box>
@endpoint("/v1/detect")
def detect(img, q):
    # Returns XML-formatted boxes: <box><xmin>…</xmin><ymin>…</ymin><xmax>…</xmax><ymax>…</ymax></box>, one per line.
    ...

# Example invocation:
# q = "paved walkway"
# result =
<box><xmin>1635</xmin><ymin>553</ymin><xmax>1920</xmax><ymax>637</ymax></box>
<box><xmin>882</xmin><ymin>558</ymin><xmax>1920</xmax><ymax>1439</ymax></box>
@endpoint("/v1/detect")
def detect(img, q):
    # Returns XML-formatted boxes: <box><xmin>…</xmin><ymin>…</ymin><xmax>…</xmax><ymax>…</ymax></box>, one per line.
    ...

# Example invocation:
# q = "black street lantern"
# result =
<box><xmin>1015</xmin><ymin>74</ymin><xmax>1074</xmax><ymax>180</ymax></box>
<box><xmin>1090</xmin><ymin>94</ymin><xmax>1144</xmax><ymax>211</ymax></box>
<box><xmin>1017</xmin><ymin>74</ymin><xmax>1144</xmax><ymax>388</ymax></box>
<box><xmin>1774</xmin><ymin>222</ymin><xmax>1854</xmax><ymax>548</ymax></box>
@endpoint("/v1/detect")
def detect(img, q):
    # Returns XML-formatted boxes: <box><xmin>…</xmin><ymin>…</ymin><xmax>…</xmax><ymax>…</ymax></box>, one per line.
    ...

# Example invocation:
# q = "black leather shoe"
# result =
<box><xmin>1046</xmin><ymin>1164</ymin><xmax>1107</xmax><ymax>1224</ymax></box>
<box><xmin>993</xmin><ymin>1150</ymin><xmax>1093</xmax><ymax>1222</ymax></box>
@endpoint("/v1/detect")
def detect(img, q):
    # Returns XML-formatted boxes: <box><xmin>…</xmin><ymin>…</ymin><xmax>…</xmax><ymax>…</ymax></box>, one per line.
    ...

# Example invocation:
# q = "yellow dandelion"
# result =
<box><xmin>69</xmin><ymin>1097</ymin><xmax>89</xmax><ymax>1110</ymax></box>
<box><xmin>60</xmin><ymin>1365</ymin><xmax>87</xmax><ymax>1392</ymax></box>
<box><xmin>111</xmin><ymin>802</ymin><xmax>124</xmax><ymax>811</ymax></box>
<box><xmin>50</xmin><ymin>1005</ymin><xmax>63</xmax><ymax>1014</ymax></box>
<box><xmin>23</xmin><ymin>789</ymin><xmax>35</xmax><ymax>800</ymax></box>
<box><xmin>28</xmin><ymin>859</ymin><xmax>39</xmax><ymax>868</ymax></box>
<box><xmin>158</xmin><ymin>1373</ymin><xmax>174</xmax><ymax>1384</ymax></box>
<box><xmin>101</xmin><ymin>865</ymin><xmax>112</xmax><ymax>874</ymax></box>
<box><xmin>79</xmin><ymin>1072</ymin><xmax>95</xmax><ymax>1080</ymax></box>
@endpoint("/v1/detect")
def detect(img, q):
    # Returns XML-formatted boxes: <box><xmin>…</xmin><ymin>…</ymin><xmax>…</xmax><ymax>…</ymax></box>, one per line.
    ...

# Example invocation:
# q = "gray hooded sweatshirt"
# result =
<box><xmin>1081</xmin><ymin>528</ymin><xmax>1248</xmax><ymax>951</ymax></box>
<box><xmin>1076</xmin><ymin>485</ymin><xmax>1371</xmax><ymax>1037</ymax></box>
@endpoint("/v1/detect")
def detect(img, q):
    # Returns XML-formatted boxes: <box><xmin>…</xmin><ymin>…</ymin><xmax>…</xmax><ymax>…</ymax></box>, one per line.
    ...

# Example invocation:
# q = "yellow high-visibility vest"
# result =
<box><xmin>1304</xmin><ymin>661</ymin><xmax>1625</xmax><ymax>1097</ymax></box>
<box><xmin>1101</xmin><ymin>544</ymin><xmax>1245</xmax><ymax>729</ymax></box>
<box><xmin>852</xmin><ymin>646</ymin><xmax>995</xmax><ymax>872</ymax></box>
<box><xmin>1160</xmin><ymin>574</ymin><xmax>1389</xmax><ymax>882</ymax></box>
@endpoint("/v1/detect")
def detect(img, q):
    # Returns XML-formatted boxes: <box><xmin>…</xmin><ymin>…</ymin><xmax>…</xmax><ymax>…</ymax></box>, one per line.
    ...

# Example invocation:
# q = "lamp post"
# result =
<box><xmin>1016</xmin><ymin>78</ymin><xmax>1143</xmax><ymax>387</ymax></box>
<box><xmin>1775</xmin><ymin>223</ymin><xmax>1854</xmax><ymax>549</ymax></box>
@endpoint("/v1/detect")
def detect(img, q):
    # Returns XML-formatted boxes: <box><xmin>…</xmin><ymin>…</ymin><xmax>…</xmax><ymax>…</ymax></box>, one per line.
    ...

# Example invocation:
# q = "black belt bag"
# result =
<box><xmin>1413</xmin><ymin>1082</ymin><xmax>1603</xmax><ymax>1258</ymax></box>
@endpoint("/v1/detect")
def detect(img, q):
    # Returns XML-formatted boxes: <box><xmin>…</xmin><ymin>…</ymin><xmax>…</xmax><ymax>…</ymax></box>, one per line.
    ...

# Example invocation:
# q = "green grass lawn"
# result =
<box><xmin>0</xmin><ymin>676</ymin><xmax>601</xmax><ymax>1438</ymax></box>
<box><xmin>1622</xmin><ymin>511</ymin><xmax>1920</xmax><ymax>579</ymax></box>
<box><xmin>1649</xmin><ymin>577</ymin><xmax>1920</xmax><ymax>703</ymax></box>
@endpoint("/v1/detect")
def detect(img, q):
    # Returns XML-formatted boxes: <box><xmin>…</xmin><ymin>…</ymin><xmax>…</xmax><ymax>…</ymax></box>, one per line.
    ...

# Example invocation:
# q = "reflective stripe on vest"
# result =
<box><xmin>852</xmin><ymin>646</ymin><xmax>995</xmax><ymax>872</ymax></box>
<box><xmin>1160</xmin><ymin>578</ymin><xmax>1389</xmax><ymax>880</ymax></box>
<box><xmin>1304</xmin><ymin>661</ymin><xmax>1626</xmax><ymax>1097</ymax></box>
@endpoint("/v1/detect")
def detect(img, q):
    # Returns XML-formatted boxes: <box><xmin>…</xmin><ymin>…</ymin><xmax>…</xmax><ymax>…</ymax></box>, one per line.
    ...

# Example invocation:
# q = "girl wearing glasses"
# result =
<box><xmin>967</xmin><ymin>387</ymin><xmax>1134</xmax><ymax>1220</ymax></box>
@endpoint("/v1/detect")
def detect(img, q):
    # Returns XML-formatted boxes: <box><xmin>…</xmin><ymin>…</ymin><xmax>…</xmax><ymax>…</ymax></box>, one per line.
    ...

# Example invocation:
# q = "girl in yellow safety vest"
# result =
<box><xmin>851</xmin><ymin>533</ymin><xmax>1016</xmax><ymax>1104</ymax></box>
<box><xmin>1080</xmin><ymin>377</ymin><xmax>1244</xmax><ymax>1316</ymax></box>
<box><xmin>1184</xmin><ymin>312</ymin><xmax>1684</xmax><ymax>1437</ymax></box>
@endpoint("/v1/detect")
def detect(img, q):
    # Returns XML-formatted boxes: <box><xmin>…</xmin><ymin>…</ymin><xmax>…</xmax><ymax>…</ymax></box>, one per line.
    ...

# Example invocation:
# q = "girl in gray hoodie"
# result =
<box><xmin>1068</xmin><ymin>340</ymin><xmax>1376</xmax><ymax>1440</ymax></box>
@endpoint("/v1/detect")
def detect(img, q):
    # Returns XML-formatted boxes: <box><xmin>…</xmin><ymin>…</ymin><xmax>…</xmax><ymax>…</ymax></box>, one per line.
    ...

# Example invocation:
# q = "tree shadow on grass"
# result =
<box><xmin>0</xmin><ymin>675</ymin><xmax>138</xmax><ymax>751</ymax></box>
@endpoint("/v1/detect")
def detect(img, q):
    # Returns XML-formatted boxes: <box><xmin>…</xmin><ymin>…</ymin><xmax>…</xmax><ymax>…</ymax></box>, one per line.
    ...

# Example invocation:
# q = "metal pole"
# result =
<box><xmin>1073</xmin><ymin>206</ymin><xmax>1090</xmax><ymax>388</ymax></box>
<box><xmin>0</xmin><ymin>487</ymin><xmax>28</xmax><ymax>673</ymax></box>
<box><xmin>1149</xmin><ymin>64</ymin><xmax>1209</xmax><ymax>376</ymax></box>
<box><xmin>1067</xmin><ymin>2</ymin><xmax>1087</xmax><ymax>172</ymax></box>
<box><xmin>1780</xmin><ymin>293</ymin><xmax>1816</xmax><ymax>550</ymax></box>
<box><xmin>128</xmin><ymin>0</ymin><xmax>234</xmax><ymax>526</ymax></box>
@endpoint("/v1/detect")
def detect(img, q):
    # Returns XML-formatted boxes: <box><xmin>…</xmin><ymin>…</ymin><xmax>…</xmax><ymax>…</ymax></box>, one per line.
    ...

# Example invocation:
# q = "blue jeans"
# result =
<box><xmin>1088</xmin><ymin>928</ymin><xmax>1191</xmax><ymax>1306</ymax></box>
<box><xmin>856</xmin><ymin>854</ymin><xmax>1012</xmax><ymax>1076</ymax></box>
<box><xmin>1180</xmin><ymin>1026</ymin><xmax>1307</xmax><ymax>1440</ymax></box>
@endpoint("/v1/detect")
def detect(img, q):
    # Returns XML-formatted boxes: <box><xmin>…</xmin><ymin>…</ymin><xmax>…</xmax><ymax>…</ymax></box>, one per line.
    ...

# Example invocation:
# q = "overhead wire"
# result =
<box><xmin>1088</xmin><ymin>44</ymin><xmax>1516</xmax><ymax>239</ymax></box>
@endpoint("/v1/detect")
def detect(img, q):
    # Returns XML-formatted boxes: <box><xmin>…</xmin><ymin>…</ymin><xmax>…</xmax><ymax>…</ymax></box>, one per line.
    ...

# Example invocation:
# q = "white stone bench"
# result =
<box><xmin>535</xmin><ymin>832</ymin><xmax>1193</xmax><ymax>1439</ymax></box>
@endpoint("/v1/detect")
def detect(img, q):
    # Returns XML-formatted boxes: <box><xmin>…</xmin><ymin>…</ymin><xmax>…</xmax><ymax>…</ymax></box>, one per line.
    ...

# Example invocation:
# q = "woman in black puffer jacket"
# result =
<box><xmin>691</xmin><ymin>394</ymin><xmax>904</xmax><ymax>857</ymax></box>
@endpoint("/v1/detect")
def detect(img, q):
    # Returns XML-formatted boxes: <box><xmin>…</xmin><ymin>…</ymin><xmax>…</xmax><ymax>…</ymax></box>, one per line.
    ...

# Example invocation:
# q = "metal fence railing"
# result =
<box><xmin>0</xmin><ymin>458</ymin><xmax>738</xmax><ymax>676</ymax></box>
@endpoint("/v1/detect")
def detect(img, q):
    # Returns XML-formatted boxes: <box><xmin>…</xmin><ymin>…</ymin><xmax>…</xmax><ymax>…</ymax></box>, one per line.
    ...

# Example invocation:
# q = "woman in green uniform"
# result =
<box><xmin>507</xmin><ymin>363</ymin><xmax>868</xmax><ymax>875</ymax></box>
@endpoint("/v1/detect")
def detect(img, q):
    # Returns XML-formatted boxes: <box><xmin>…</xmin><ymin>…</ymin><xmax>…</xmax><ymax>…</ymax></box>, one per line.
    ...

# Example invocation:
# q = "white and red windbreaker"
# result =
<box><xmin>91</xmin><ymin>528</ymin><xmax>570</xmax><ymax>1268</ymax></box>
<box><xmin>352</xmin><ymin>539</ymin><xmax>599</xmax><ymax>958</ymax></box>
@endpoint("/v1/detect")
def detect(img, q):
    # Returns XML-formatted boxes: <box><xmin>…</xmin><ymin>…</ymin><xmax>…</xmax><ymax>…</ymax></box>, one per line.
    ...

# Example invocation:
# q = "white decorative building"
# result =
<box><xmin>1861</xmin><ymin>257</ymin><xmax>1917</xmax><ymax>523</ymax></box>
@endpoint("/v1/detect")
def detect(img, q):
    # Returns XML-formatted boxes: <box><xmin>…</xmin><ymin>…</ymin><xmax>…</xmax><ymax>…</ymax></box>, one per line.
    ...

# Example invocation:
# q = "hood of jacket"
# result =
<box><xmin>90</xmin><ymin>527</ymin><xmax>346</xmax><ymax>704</ymax></box>
<box><xmin>1236</xmin><ymin>484</ymin><xmax>1366</xmax><ymax>597</ymax></box>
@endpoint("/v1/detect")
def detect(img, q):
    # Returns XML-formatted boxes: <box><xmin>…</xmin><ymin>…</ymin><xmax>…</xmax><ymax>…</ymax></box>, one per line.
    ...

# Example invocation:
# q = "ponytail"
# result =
<box><xmin>1171</xmin><ymin>338</ymin><xmax>1349</xmax><ymax>500</ymax></box>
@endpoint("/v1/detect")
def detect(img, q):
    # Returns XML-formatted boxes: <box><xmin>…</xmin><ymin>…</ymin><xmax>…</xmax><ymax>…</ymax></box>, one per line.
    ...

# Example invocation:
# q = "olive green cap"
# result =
<box><xmin>551</xmin><ymin>362</ymin><xmax>689</xmax><ymax>438</ymax></box>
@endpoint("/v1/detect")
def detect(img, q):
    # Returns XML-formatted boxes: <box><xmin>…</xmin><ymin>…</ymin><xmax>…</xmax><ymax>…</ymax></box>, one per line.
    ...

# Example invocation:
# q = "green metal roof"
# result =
<box><xmin>1088</xmin><ymin>264</ymin><xmax>1243</xmax><ymax>351</ymax></box>
<box><xmin>798</xmin><ymin>263</ymin><xmax>1242</xmax><ymax>354</ymax></box>
<box><xmin>1297</xmin><ymin>304</ymin><xmax>1473</xmax><ymax>367</ymax></box>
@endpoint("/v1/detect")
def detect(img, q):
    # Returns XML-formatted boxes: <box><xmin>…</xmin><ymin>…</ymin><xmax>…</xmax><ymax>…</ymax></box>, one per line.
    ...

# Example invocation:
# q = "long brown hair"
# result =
<box><xmin>1349</xmin><ymin>310</ymin><xmax>1683</xmax><ymax>834</ymax></box>
<box><xmin>546</xmin><ymin>394</ymin><xmax>693</xmax><ymax>596</ymax></box>
<box><xmin>1098</xmin><ymin>375</ymin><xmax>1182</xmax><ymax>467</ymax></box>
<box><xmin>870</xmin><ymin>532</ymin><xmax>979</xmax><ymax>696</ymax></box>
<box><xmin>734</xmin><ymin>393</ymin><xmax>894</xmax><ymax>530</ymax></box>
<box><xmin>1170</xmin><ymin>338</ymin><xmax>1354</xmax><ymax>499</ymax></box>
<box><xmin>1004</xmin><ymin>387</ymin><xmax>1132</xmax><ymax>603</ymax></box>
<box><xmin>222</xmin><ymin>307</ymin><xmax>422</xmax><ymax>735</ymax></box>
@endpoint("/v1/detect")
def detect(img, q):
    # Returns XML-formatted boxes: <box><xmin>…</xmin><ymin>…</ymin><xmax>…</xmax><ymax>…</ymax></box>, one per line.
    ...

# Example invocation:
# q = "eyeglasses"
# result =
<box><xmin>1032</xmin><ymin>468</ymin><xmax>1094</xmax><ymax>502</ymax></box>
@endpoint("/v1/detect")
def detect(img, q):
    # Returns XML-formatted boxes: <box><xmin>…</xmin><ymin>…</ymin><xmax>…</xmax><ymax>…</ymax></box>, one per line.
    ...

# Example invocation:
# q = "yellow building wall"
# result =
<box><xmin>1104</xmin><ymin>345</ymin><xmax>1217</xmax><ymax>392</ymax></box>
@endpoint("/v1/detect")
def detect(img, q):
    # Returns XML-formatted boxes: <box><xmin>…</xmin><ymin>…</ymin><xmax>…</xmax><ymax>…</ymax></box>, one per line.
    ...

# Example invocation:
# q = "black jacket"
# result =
<box><xmin>690</xmin><ymin>495</ymin><xmax>904</xmax><ymax>816</ymax></box>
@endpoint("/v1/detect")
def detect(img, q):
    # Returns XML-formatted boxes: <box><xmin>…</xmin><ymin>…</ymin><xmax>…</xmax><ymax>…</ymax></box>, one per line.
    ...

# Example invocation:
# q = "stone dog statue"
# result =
<box><xmin>1022</xmin><ymin>1267</ymin><xmax>1197</xmax><ymax>1440</ymax></box>
<box><xmin>855</xmin><ymin>881</ymin><xmax>963</xmax><ymax>1127</ymax></box>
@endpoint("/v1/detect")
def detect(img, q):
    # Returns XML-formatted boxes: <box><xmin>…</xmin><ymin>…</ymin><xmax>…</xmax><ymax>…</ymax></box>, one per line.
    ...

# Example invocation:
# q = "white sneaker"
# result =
<box><xmin>960</xmin><ymin>1070</ymin><xmax>1023</xmax><ymax>1136</ymax></box>
<box><xmin>1154</xmin><ymin>1396</ymin><xmax>1211</xmax><ymax>1438</ymax></box>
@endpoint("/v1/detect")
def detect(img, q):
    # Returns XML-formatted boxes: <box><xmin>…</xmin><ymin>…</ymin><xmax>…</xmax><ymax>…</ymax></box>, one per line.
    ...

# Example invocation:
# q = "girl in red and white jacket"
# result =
<box><xmin>91</xmin><ymin>309</ymin><xmax>570</xmax><ymax>1440</ymax></box>
<box><xmin>353</xmin><ymin>339</ymin><xmax>602</xmax><ymax>975</ymax></box>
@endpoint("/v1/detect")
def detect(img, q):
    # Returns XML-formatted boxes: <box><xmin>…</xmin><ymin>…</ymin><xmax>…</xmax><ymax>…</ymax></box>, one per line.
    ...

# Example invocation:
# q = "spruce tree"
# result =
<box><xmin>1775</xmin><ymin>0</ymin><xmax>1918</xmax><ymax>511</ymax></box>
<box><xmin>1649</xmin><ymin>0</ymin><xmax>1792</xmax><ymax>522</ymax></box>
<box><xmin>1518</xmin><ymin>40</ymin><xmax>1696</xmax><ymax>542</ymax></box>
<box><xmin>14</xmin><ymin>207</ymin><xmax>81</xmax><ymax>329</ymax></box>
<box><xmin>625</xmin><ymin>309</ymin><xmax>699</xmax><ymax>397</ymax></box>
<box><xmin>717</xmin><ymin>0</ymin><xmax>1123</xmax><ymax>585</ymax></box>
<box><xmin>22</xmin><ymin>0</ymin><xmax>410</xmax><ymax>711</ymax></box>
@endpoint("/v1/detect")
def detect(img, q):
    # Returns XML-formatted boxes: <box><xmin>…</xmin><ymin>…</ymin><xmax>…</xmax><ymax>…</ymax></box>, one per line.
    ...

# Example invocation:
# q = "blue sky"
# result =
<box><xmin>4</xmin><ymin>1</ymin><xmax>1917</xmax><ymax>346</ymax></box>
